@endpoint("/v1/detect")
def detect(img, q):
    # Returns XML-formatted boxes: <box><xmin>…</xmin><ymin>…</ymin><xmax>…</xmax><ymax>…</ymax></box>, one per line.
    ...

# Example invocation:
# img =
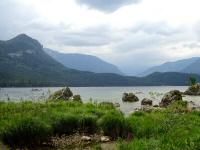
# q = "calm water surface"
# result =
<box><xmin>0</xmin><ymin>86</ymin><xmax>200</xmax><ymax>114</ymax></box>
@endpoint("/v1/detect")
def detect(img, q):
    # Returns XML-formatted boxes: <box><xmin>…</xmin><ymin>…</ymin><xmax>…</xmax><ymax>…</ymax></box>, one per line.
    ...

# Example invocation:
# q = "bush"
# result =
<box><xmin>98</xmin><ymin>113</ymin><xmax>131</xmax><ymax>139</ymax></box>
<box><xmin>0</xmin><ymin>117</ymin><xmax>51</xmax><ymax>148</ymax></box>
<box><xmin>78</xmin><ymin>115</ymin><xmax>98</xmax><ymax>133</ymax></box>
<box><xmin>168</xmin><ymin>101</ymin><xmax>188</xmax><ymax>113</ymax></box>
<box><xmin>52</xmin><ymin>114</ymin><xmax>79</xmax><ymax>136</ymax></box>
<box><xmin>189</xmin><ymin>76</ymin><xmax>197</xmax><ymax>86</ymax></box>
<box><xmin>72</xmin><ymin>95</ymin><xmax>82</xmax><ymax>103</ymax></box>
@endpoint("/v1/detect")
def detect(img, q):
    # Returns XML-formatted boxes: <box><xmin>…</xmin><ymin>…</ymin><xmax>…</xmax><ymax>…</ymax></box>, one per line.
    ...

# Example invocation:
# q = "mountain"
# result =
<box><xmin>136</xmin><ymin>72</ymin><xmax>200</xmax><ymax>86</ymax></box>
<box><xmin>44</xmin><ymin>48</ymin><xmax>123</xmax><ymax>75</ymax></box>
<box><xmin>0</xmin><ymin>34</ymin><xmax>199</xmax><ymax>87</ymax></box>
<box><xmin>140</xmin><ymin>57</ymin><xmax>200</xmax><ymax>76</ymax></box>
<box><xmin>181</xmin><ymin>59</ymin><xmax>200</xmax><ymax>74</ymax></box>
<box><xmin>0</xmin><ymin>34</ymin><xmax>132</xmax><ymax>87</ymax></box>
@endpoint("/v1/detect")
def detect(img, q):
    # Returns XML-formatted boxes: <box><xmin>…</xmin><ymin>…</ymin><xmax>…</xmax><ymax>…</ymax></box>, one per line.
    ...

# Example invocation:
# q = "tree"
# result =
<box><xmin>189</xmin><ymin>76</ymin><xmax>197</xmax><ymax>86</ymax></box>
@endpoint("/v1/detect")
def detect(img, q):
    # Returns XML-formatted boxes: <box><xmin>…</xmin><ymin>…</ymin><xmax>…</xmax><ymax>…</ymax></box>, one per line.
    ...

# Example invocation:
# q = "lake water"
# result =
<box><xmin>0</xmin><ymin>86</ymin><xmax>200</xmax><ymax>114</ymax></box>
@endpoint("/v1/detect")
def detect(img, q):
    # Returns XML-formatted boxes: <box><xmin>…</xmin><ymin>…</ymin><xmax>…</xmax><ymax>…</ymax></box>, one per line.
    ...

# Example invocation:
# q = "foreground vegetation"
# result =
<box><xmin>0</xmin><ymin>100</ymin><xmax>200</xmax><ymax>149</ymax></box>
<box><xmin>118</xmin><ymin>101</ymin><xmax>200</xmax><ymax>150</ymax></box>
<box><xmin>0</xmin><ymin>101</ymin><xmax>130</xmax><ymax>149</ymax></box>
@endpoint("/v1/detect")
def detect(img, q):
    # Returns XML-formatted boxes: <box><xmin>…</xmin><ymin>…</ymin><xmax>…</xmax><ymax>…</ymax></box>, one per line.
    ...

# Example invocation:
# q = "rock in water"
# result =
<box><xmin>159</xmin><ymin>90</ymin><xmax>182</xmax><ymax>107</ymax></box>
<box><xmin>141</xmin><ymin>98</ymin><xmax>153</xmax><ymax>106</ymax></box>
<box><xmin>50</xmin><ymin>87</ymin><xmax>73</xmax><ymax>100</ymax></box>
<box><xmin>184</xmin><ymin>83</ymin><xmax>200</xmax><ymax>96</ymax></box>
<box><xmin>122</xmin><ymin>93</ymin><xmax>139</xmax><ymax>102</ymax></box>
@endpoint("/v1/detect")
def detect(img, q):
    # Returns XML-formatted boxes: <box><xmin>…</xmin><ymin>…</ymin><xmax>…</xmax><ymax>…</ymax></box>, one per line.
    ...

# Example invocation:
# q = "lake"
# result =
<box><xmin>1</xmin><ymin>86</ymin><xmax>200</xmax><ymax>114</ymax></box>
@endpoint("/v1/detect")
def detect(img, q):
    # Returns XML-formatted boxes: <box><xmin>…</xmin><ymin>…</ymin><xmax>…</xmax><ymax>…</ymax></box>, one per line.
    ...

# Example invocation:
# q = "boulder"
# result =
<box><xmin>50</xmin><ymin>87</ymin><xmax>73</xmax><ymax>100</ymax></box>
<box><xmin>184</xmin><ymin>83</ymin><xmax>200</xmax><ymax>96</ymax></box>
<box><xmin>100</xmin><ymin>136</ymin><xmax>110</xmax><ymax>142</ymax></box>
<box><xmin>141</xmin><ymin>105</ymin><xmax>153</xmax><ymax>112</ymax></box>
<box><xmin>122</xmin><ymin>93</ymin><xmax>139</xmax><ymax>102</ymax></box>
<box><xmin>159</xmin><ymin>90</ymin><xmax>182</xmax><ymax>107</ymax></box>
<box><xmin>81</xmin><ymin>136</ymin><xmax>91</xmax><ymax>141</ymax></box>
<box><xmin>141</xmin><ymin>98</ymin><xmax>152</xmax><ymax>106</ymax></box>
<box><xmin>153</xmin><ymin>104</ymin><xmax>159</xmax><ymax>108</ymax></box>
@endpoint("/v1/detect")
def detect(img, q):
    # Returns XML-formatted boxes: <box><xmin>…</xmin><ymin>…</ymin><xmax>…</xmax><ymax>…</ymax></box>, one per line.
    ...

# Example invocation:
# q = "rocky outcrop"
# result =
<box><xmin>49</xmin><ymin>87</ymin><xmax>73</xmax><ymax>100</ymax></box>
<box><xmin>141</xmin><ymin>98</ymin><xmax>152</xmax><ymax>106</ymax></box>
<box><xmin>159</xmin><ymin>90</ymin><xmax>182</xmax><ymax>107</ymax></box>
<box><xmin>184</xmin><ymin>83</ymin><xmax>200</xmax><ymax>96</ymax></box>
<box><xmin>122</xmin><ymin>93</ymin><xmax>139</xmax><ymax>102</ymax></box>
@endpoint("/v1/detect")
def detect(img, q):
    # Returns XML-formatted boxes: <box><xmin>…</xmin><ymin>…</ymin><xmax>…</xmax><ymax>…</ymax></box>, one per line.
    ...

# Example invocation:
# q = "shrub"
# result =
<box><xmin>98</xmin><ymin>113</ymin><xmax>131</xmax><ymax>139</ymax></box>
<box><xmin>168</xmin><ymin>101</ymin><xmax>188</xmax><ymax>113</ymax></box>
<box><xmin>0</xmin><ymin>117</ymin><xmax>51</xmax><ymax>148</ymax></box>
<box><xmin>78</xmin><ymin>115</ymin><xmax>98</xmax><ymax>133</ymax></box>
<box><xmin>189</xmin><ymin>76</ymin><xmax>197</xmax><ymax>86</ymax></box>
<box><xmin>52</xmin><ymin>114</ymin><xmax>79</xmax><ymax>136</ymax></box>
<box><xmin>72</xmin><ymin>95</ymin><xmax>82</xmax><ymax>103</ymax></box>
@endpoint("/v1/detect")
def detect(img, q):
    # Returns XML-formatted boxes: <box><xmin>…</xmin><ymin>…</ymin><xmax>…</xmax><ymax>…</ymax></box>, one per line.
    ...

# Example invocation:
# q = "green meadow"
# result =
<box><xmin>0</xmin><ymin>100</ymin><xmax>199</xmax><ymax>150</ymax></box>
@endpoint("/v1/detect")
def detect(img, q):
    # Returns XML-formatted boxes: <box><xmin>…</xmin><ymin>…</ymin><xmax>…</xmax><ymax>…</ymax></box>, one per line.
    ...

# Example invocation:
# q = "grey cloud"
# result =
<box><xmin>131</xmin><ymin>22</ymin><xmax>180</xmax><ymax>36</ymax></box>
<box><xmin>57</xmin><ymin>33</ymin><xmax>110</xmax><ymax>47</ymax></box>
<box><xmin>0</xmin><ymin>0</ymin><xmax>39</xmax><ymax>40</ymax></box>
<box><xmin>183</xmin><ymin>42</ymin><xmax>200</xmax><ymax>49</ymax></box>
<box><xmin>54</xmin><ymin>26</ymin><xmax>114</xmax><ymax>47</ymax></box>
<box><xmin>76</xmin><ymin>0</ymin><xmax>141</xmax><ymax>13</ymax></box>
<box><xmin>113</xmin><ymin>22</ymin><xmax>183</xmax><ymax>53</ymax></box>
<box><xmin>114</xmin><ymin>32</ymin><xmax>164</xmax><ymax>53</ymax></box>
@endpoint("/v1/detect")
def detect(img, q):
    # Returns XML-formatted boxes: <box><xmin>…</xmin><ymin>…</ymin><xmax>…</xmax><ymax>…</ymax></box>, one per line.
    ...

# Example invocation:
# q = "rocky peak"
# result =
<box><xmin>7</xmin><ymin>33</ymin><xmax>43</xmax><ymax>51</ymax></box>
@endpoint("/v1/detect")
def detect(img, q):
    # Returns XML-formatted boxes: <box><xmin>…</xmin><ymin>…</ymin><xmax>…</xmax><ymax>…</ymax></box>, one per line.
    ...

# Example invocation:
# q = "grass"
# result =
<box><xmin>0</xmin><ymin>100</ymin><xmax>120</xmax><ymax>148</ymax></box>
<box><xmin>0</xmin><ymin>117</ymin><xmax>51</xmax><ymax>148</ymax></box>
<box><xmin>0</xmin><ymin>100</ymin><xmax>200</xmax><ymax>149</ymax></box>
<box><xmin>98</xmin><ymin>111</ymin><xmax>131</xmax><ymax>139</ymax></box>
<box><xmin>118</xmin><ymin>101</ymin><xmax>200</xmax><ymax>150</ymax></box>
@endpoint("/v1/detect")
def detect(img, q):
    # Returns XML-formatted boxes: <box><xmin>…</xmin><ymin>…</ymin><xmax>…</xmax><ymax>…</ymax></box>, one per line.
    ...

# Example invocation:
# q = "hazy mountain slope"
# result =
<box><xmin>181</xmin><ymin>59</ymin><xmax>200</xmax><ymax>74</ymax></box>
<box><xmin>44</xmin><ymin>48</ymin><xmax>123</xmax><ymax>75</ymax></box>
<box><xmin>140</xmin><ymin>57</ymin><xmax>200</xmax><ymax>76</ymax></box>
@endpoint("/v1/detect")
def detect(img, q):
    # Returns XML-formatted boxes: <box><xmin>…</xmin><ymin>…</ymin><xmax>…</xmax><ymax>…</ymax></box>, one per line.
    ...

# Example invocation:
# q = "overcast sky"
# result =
<box><xmin>1</xmin><ymin>0</ymin><xmax>200</xmax><ymax>75</ymax></box>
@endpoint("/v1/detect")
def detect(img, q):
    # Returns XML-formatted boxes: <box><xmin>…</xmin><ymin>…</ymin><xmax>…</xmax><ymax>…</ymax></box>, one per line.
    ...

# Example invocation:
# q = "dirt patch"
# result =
<box><xmin>50</xmin><ymin>133</ymin><xmax>116</xmax><ymax>150</ymax></box>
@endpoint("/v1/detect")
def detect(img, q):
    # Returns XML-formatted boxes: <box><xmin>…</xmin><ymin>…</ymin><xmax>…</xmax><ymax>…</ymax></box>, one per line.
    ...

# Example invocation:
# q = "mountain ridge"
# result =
<box><xmin>140</xmin><ymin>57</ymin><xmax>200</xmax><ymax>76</ymax></box>
<box><xmin>44</xmin><ymin>48</ymin><xmax>124</xmax><ymax>75</ymax></box>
